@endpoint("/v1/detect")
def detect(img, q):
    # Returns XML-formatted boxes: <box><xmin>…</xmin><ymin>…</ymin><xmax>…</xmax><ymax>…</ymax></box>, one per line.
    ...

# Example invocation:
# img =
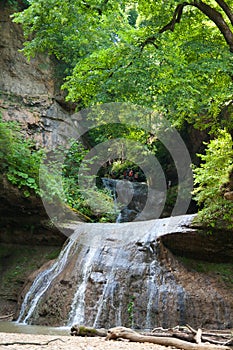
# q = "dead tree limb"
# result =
<box><xmin>0</xmin><ymin>338</ymin><xmax>65</xmax><ymax>346</ymax></box>
<box><xmin>106</xmin><ymin>327</ymin><xmax>232</xmax><ymax>350</ymax></box>
<box><xmin>0</xmin><ymin>313</ymin><xmax>14</xmax><ymax>320</ymax></box>
<box><xmin>194</xmin><ymin>328</ymin><xmax>202</xmax><ymax>344</ymax></box>
<box><xmin>171</xmin><ymin>330</ymin><xmax>196</xmax><ymax>342</ymax></box>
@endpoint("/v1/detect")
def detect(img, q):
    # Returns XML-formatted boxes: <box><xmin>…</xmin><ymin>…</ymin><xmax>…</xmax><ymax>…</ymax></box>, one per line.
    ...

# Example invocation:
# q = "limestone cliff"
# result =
<box><xmin>0</xmin><ymin>1</ymin><xmax>74</xmax><ymax>149</ymax></box>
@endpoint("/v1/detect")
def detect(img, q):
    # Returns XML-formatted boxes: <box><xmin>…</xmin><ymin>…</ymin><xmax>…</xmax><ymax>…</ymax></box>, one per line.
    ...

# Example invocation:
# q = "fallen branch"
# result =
<box><xmin>186</xmin><ymin>324</ymin><xmax>233</xmax><ymax>346</ymax></box>
<box><xmin>171</xmin><ymin>330</ymin><xmax>197</xmax><ymax>342</ymax></box>
<box><xmin>0</xmin><ymin>338</ymin><xmax>65</xmax><ymax>346</ymax></box>
<box><xmin>225</xmin><ymin>338</ymin><xmax>233</xmax><ymax>346</ymax></box>
<box><xmin>194</xmin><ymin>328</ymin><xmax>202</xmax><ymax>344</ymax></box>
<box><xmin>106</xmin><ymin>327</ymin><xmax>232</xmax><ymax>350</ymax></box>
<box><xmin>0</xmin><ymin>313</ymin><xmax>14</xmax><ymax>320</ymax></box>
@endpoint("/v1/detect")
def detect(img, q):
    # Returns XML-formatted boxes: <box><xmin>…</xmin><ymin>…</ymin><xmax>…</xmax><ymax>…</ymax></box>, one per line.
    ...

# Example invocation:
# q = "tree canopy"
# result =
<box><xmin>13</xmin><ymin>0</ymin><xmax>233</xmax><ymax>134</ymax></box>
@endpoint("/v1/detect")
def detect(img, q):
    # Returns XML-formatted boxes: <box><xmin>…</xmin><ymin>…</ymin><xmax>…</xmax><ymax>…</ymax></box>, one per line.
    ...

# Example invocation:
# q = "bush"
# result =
<box><xmin>193</xmin><ymin>129</ymin><xmax>233</xmax><ymax>228</ymax></box>
<box><xmin>0</xmin><ymin>119</ymin><xmax>44</xmax><ymax>197</ymax></box>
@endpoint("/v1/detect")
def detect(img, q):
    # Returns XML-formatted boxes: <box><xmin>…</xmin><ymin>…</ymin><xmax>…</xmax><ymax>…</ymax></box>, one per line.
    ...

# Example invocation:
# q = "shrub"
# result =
<box><xmin>0</xmin><ymin>118</ymin><xmax>44</xmax><ymax>197</ymax></box>
<box><xmin>193</xmin><ymin>129</ymin><xmax>233</xmax><ymax>228</ymax></box>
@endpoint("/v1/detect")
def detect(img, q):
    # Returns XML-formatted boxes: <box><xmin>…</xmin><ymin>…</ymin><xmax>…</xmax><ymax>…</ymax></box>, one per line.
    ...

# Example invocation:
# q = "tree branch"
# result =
<box><xmin>193</xmin><ymin>0</ymin><xmax>233</xmax><ymax>52</ymax></box>
<box><xmin>215</xmin><ymin>0</ymin><xmax>233</xmax><ymax>26</ymax></box>
<box><xmin>0</xmin><ymin>313</ymin><xmax>14</xmax><ymax>320</ymax></box>
<box><xmin>0</xmin><ymin>338</ymin><xmax>65</xmax><ymax>346</ymax></box>
<box><xmin>106</xmin><ymin>327</ymin><xmax>231</xmax><ymax>350</ymax></box>
<box><xmin>159</xmin><ymin>1</ymin><xmax>233</xmax><ymax>52</ymax></box>
<box><xmin>140</xmin><ymin>36</ymin><xmax>159</xmax><ymax>50</ymax></box>
<box><xmin>159</xmin><ymin>2</ymin><xmax>189</xmax><ymax>33</ymax></box>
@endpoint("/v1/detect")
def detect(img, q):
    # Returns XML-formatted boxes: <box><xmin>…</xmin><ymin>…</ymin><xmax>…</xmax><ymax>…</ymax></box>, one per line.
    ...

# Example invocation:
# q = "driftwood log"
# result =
<box><xmin>0</xmin><ymin>313</ymin><xmax>14</xmax><ymax>320</ymax></box>
<box><xmin>105</xmin><ymin>327</ymin><xmax>232</xmax><ymax>350</ymax></box>
<box><xmin>70</xmin><ymin>324</ymin><xmax>232</xmax><ymax>349</ymax></box>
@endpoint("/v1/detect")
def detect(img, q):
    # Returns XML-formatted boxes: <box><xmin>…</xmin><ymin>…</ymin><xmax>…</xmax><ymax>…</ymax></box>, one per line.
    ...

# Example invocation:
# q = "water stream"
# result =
<box><xmin>17</xmin><ymin>235</ymin><xmax>77</xmax><ymax>324</ymax></box>
<box><xmin>67</xmin><ymin>246</ymin><xmax>100</xmax><ymax>326</ymax></box>
<box><xmin>101</xmin><ymin>178</ymin><xmax>165</xmax><ymax>222</ymax></box>
<box><xmin>0</xmin><ymin>321</ymin><xmax>69</xmax><ymax>335</ymax></box>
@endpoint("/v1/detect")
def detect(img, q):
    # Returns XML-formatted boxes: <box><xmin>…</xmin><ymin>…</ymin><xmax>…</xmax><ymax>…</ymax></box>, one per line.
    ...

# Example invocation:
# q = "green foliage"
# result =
<box><xmin>0</xmin><ymin>118</ymin><xmax>44</xmax><ymax>197</ymax></box>
<box><xmin>12</xmin><ymin>0</ymin><xmax>233</xmax><ymax>133</ymax></box>
<box><xmin>193</xmin><ymin>130</ymin><xmax>233</xmax><ymax>227</ymax></box>
<box><xmin>127</xmin><ymin>295</ymin><xmax>135</xmax><ymax>327</ymax></box>
<box><xmin>0</xmin><ymin>119</ymin><xmax>117</xmax><ymax>221</ymax></box>
<box><xmin>43</xmin><ymin>140</ymin><xmax>118</xmax><ymax>222</ymax></box>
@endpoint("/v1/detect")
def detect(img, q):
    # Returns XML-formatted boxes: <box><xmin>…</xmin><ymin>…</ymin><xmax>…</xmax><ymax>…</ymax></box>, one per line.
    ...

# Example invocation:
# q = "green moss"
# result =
<box><xmin>78</xmin><ymin>326</ymin><xmax>99</xmax><ymax>336</ymax></box>
<box><xmin>45</xmin><ymin>249</ymin><xmax>61</xmax><ymax>260</ymax></box>
<box><xmin>0</xmin><ymin>244</ymin><xmax>61</xmax><ymax>298</ymax></box>
<box><xmin>178</xmin><ymin>256</ymin><xmax>233</xmax><ymax>288</ymax></box>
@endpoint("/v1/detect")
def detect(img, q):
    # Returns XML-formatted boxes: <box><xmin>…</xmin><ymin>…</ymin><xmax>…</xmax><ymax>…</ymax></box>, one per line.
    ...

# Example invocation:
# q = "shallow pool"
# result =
<box><xmin>0</xmin><ymin>321</ymin><xmax>70</xmax><ymax>335</ymax></box>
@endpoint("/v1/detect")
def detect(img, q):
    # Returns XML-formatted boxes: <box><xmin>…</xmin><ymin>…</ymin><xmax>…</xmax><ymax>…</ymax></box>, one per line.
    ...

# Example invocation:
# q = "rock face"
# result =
<box><xmin>0</xmin><ymin>2</ymin><xmax>74</xmax><ymax>149</ymax></box>
<box><xmin>16</xmin><ymin>215</ymin><xmax>233</xmax><ymax>329</ymax></box>
<box><xmin>0</xmin><ymin>3</ymin><xmax>55</xmax><ymax>97</ymax></box>
<box><xmin>0</xmin><ymin>175</ymin><xmax>67</xmax><ymax>245</ymax></box>
<box><xmin>162</xmin><ymin>225</ymin><xmax>233</xmax><ymax>263</ymax></box>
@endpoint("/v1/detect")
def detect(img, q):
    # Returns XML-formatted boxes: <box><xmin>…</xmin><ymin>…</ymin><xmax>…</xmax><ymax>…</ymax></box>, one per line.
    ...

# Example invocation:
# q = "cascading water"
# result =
<box><xmin>92</xmin><ymin>246</ymin><xmax>127</xmax><ymax>328</ymax></box>
<box><xmin>67</xmin><ymin>246</ymin><xmax>100</xmax><ymax>326</ymax></box>
<box><xmin>101</xmin><ymin>178</ymin><xmax>165</xmax><ymax>222</ymax></box>
<box><xmin>16</xmin><ymin>235</ymin><xmax>77</xmax><ymax>324</ymax></box>
<box><xmin>16</xmin><ymin>215</ymin><xmax>233</xmax><ymax>329</ymax></box>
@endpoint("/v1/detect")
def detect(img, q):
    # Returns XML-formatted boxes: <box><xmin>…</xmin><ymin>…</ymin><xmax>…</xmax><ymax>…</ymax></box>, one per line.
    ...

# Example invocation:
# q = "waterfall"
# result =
<box><xmin>93</xmin><ymin>246</ymin><xmax>126</xmax><ymax>328</ymax></box>
<box><xmin>16</xmin><ymin>216</ymin><xmax>195</xmax><ymax>327</ymax></box>
<box><xmin>67</xmin><ymin>246</ymin><xmax>99</xmax><ymax>326</ymax></box>
<box><xmin>16</xmin><ymin>215</ymin><xmax>232</xmax><ymax>329</ymax></box>
<box><xmin>16</xmin><ymin>235</ymin><xmax>76</xmax><ymax>324</ymax></box>
<box><xmin>101</xmin><ymin>178</ymin><xmax>166</xmax><ymax>222</ymax></box>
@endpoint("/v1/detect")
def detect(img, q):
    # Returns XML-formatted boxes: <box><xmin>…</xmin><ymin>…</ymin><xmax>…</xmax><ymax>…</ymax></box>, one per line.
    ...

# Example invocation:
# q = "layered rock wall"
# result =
<box><xmin>0</xmin><ymin>2</ymin><xmax>74</xmax><ymax>149</ymax></box>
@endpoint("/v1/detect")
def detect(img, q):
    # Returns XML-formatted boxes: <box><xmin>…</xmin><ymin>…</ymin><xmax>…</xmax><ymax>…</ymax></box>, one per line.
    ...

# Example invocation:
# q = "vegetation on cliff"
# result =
<box><xmin>2</xmin><ymin>0</ymin><xmax>233</xmax><ymax>226</ymax></box>
<box><xmin>0</xmin><ymin>117</ymin><xmax>43</xmax><ymax>197</ymax></box>
<box><xmin>0</xmin><ymin>115</ymin><xmax>117</xmax><ymax>221</ymax></box>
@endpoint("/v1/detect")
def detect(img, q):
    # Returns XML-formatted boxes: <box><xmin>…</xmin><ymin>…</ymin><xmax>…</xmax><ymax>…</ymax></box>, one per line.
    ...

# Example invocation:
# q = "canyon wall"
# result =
<box><xmin>0</xmin><ymin>2</ymin><xmax>74</xmax><ymax>149</ymax></box>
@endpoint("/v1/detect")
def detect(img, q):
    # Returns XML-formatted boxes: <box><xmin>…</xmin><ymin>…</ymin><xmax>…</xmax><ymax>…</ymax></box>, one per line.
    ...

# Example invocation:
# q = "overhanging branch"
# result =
<box><xmin>193</xmin><ymin>1</ymin><xmax>233</xmax><ymax>52</ymax></box>
<box><xmin>159</xmin><ymin>2</ymin><xmax>189</xmax><ymax>33</ymax></box>
<box><xmin>159</xmin><ymin>1</ymin><xmax>233</xmax><ymax>52</ymax></box>
<box><xmin>215</xmin><ymin>0</ymin><xmax>233</xmax><ymax>26</ymax></box>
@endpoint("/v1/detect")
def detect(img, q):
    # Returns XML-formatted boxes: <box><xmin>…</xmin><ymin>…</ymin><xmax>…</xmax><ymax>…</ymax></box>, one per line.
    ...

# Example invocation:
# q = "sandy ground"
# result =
<box><xmin>0</xmin><ymin>332</ymin><xmax>178</xmax><ymax>350</ymax></box>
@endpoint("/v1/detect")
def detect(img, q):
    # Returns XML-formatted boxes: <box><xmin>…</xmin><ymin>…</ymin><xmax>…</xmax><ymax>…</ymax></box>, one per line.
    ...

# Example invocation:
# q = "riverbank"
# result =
<box><xmin>0</xmin><ymin>332</ymin><xmax>177</xmax><ymax>350</ymax></box>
